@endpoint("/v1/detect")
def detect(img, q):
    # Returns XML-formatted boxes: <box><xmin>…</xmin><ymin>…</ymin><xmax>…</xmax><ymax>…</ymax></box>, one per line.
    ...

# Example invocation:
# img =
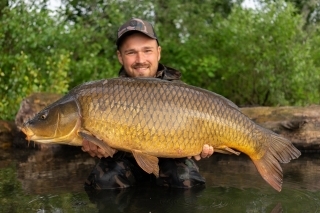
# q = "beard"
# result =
<box><xmin>131</xmin><ymin>63</ymin><xmax>154</xmax><ymax>77</ymax></box>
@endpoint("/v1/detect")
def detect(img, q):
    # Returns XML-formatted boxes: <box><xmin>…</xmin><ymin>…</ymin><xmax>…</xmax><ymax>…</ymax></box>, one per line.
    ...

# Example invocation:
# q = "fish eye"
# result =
<box><xmin>40</xmin><ymin>111</ymin><xmax>48</xmax><ymax>120</ymax></box>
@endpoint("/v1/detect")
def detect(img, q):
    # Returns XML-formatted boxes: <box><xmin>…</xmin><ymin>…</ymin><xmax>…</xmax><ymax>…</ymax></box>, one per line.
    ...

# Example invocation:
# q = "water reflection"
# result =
<box><xmin>0</xmin><ymin>144</ymin><xmax>319</xmax><ymax>213</ymax></box>
<box><xmin>85</xmin><ymin>185</ymin><xmax>207</xmax><ymax>213</ymax></box>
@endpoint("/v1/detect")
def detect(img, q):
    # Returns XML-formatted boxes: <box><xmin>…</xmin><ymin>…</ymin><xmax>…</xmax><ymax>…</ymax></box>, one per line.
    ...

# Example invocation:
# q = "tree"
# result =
<box><xmin>200</xmin><ymin>2</ymin><xmax>320</xmax><ymax>106</ymax></box>
<box><xmin>0</xmin><ymin>1</ymin><xmax>70</xmax><ymax>120</ymax></box>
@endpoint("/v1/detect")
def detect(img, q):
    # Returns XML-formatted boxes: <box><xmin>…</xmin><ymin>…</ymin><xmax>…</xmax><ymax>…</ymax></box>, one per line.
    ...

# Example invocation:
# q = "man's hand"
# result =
<box><xmin>82</xmin><ymin>139</ymin><xmax>116</xmax><ymax>158</ymax></box>
<box><xmin>192</xmin><ymin>144</ymin><xmax>214</xmax><ymax>161</ymax></box>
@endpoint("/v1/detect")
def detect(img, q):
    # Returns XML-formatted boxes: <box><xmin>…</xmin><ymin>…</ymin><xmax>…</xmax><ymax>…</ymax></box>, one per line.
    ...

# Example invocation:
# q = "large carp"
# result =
<box><xmin>21</xmin><ymin>77</ymin><xmax>300</xmax><ymax>191</ymax></box>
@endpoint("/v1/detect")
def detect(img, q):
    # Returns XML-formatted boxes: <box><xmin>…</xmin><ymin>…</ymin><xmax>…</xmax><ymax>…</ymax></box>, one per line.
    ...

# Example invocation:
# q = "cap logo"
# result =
<box><xmin>129</xmin><ymin>20</ymin><xmax>137</xmax><ymax>26</ymax></box>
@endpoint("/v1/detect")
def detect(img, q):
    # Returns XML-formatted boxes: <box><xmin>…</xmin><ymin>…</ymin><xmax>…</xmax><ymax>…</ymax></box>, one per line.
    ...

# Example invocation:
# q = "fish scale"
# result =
<box><xmin>22</xmin><ymin>77</ymin><xmax>301</xmax><ymax>191</ymax></box>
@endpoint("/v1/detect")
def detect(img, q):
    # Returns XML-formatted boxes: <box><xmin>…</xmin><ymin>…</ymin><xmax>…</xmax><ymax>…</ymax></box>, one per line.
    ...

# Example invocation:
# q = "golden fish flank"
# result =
<box><xmin>21</xmin><ymin>77</ymin><xmax>301</xmax><ymax>192</ymax></box>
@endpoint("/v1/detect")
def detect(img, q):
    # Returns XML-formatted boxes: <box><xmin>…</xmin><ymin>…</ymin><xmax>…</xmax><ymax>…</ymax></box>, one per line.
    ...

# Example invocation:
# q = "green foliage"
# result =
<box><xmin>1</xmin><ymin>0</ymin><xmax>320</xmax><ymax>121</ymax></box>
<box><xmin>153</xmin><ymin>0</ymin><xmax>229</xmax><ymax>86</ymax></box>
<box><xmin>0</xmin><ymin>2</ymin><xmax>71</xmax><ymax>120</ymax></box>
<box><xmin>204</xmin><ymin>2</ymin><xmax>320</xmax><ymax>106</ymax></box>
<box><xmin>155</xmin><ymin>0</ymin><xmax>320</xmax><ymax>106</ymax></box>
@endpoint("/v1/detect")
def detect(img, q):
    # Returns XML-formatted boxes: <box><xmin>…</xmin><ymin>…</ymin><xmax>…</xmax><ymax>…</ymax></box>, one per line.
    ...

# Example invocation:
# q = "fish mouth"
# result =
<box><xmin>20</xmin><ymin>126</ymin><xmax>52</xmax><ymax>143</ymax></box>
<box><xmin>20</xmin><ymin>127</ymin><xmax>56</xmax><ymax>144</ymax></box>
<box><xmin>21</xmin><ymin>126</ymin><xmax>35</xmax><ymax>142</ymax></box>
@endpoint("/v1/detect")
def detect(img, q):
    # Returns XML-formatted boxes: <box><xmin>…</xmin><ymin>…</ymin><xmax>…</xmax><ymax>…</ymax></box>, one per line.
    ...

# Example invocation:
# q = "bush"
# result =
<box><xmin>0</xmin><ymin>3</ymin><xmax>70</xmax><ymax>120</ymax></box>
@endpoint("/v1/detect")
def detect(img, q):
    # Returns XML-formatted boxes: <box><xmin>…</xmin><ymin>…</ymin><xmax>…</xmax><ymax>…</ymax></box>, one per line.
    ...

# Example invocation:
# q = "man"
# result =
<box><xmin>83</xmin><ymin>18</ymin><xmax>214</xmax><ymax>189</ymax></box>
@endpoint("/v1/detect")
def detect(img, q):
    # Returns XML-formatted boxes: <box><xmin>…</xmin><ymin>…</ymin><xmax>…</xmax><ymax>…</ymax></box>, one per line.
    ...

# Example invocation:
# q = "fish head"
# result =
<box><xmin>21</xmin><ymin>97</ymin><xmax>82</xmax><ymax>146</ymax></box>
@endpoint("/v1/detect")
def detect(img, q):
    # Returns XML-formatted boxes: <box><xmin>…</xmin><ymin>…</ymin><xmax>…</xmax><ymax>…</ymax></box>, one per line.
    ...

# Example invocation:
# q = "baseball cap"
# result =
<box><xmin>116</xmin><ymin>18</ymin><xmax>158</xmax><ymax>46</ymax></box>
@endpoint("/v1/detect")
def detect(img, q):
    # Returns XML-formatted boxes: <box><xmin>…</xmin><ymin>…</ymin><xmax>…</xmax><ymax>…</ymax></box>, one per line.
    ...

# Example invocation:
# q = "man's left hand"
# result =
<box><xmin>192</xmin><ymin>144</ymin><xmax>214</xmax><ymax>161</ymax></box>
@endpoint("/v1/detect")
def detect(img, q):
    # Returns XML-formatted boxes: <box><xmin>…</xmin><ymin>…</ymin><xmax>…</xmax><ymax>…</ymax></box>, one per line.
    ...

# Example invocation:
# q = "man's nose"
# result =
<box><xmin>135</xmin><ymin>52</ymin><xmax>145</xmax><ymax>63</ymax></box>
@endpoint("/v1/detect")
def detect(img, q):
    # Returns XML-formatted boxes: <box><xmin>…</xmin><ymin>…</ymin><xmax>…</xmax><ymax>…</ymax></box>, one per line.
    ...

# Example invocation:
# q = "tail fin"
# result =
<box><xmin>252</xmin><ymin>132</ymin><xmax>301</xmax><ymax>192</ymax></box>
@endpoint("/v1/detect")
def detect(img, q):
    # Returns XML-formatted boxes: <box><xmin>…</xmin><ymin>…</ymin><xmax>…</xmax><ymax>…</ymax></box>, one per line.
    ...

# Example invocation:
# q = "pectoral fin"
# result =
<box><xmin>132</xmin><ymin>150</ymin><xmax>159</xmax><ymax>177</ymax></box>
<box><xmin>215</xmin><ymin>146</ymin><xmax>241</xmax><ymax>156</ymax></box>
<box><xmin>79</xmin><ymin>130</ymin><xmax>117</xmax><ymax>157</ymax></box>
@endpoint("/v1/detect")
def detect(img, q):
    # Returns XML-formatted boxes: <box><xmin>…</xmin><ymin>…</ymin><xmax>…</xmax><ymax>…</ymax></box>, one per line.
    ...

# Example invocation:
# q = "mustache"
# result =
<box><xmin>132</xmin><ymin>63</ymin><xmax>150</xmax><ymax>69</ymax></box>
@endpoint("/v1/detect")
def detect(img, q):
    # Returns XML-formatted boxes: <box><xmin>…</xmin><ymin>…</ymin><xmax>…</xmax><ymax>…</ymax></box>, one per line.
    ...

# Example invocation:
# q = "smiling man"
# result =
<box><xmin>83</xmin><ymin>18</ymin><xmax>214</xmax><ymax>189</ymax></box>
<box><xmin>117</xmin><ymin>32</ymin><xmax>160</xmax><ymax>77</ymax></box>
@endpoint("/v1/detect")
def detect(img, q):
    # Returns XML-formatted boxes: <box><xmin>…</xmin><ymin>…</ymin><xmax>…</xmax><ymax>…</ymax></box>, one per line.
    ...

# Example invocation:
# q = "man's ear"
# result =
<box><xmin>157</xmin><ymin>46</ymin><xmax>161</xmax><ymax>61</ymax></box>
<box><xmin>117</xmin><ymin>50</ymin><xmax>123</xmax><ymax>65</ymax></box>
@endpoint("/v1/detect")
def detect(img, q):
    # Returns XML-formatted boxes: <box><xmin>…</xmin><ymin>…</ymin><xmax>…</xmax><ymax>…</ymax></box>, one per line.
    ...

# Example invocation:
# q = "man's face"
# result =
<box><xmin>117</xmin><ymin>32</ymin><xmax>161</xmax><ymax>77</ymax></box>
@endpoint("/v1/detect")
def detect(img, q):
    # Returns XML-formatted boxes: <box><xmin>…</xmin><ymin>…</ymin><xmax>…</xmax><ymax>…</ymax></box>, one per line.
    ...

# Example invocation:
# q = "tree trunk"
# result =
<box><xmin>241</xmin><ymin>105</ymin><xmax>320</xmax><ymax>150</ymax></box>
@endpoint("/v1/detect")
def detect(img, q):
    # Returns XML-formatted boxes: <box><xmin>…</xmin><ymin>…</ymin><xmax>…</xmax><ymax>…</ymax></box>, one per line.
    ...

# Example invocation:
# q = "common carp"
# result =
<box><xmin>21</xmin><ymin>77</ymin><xmax>301</xmax><ymax>191</ymax></box>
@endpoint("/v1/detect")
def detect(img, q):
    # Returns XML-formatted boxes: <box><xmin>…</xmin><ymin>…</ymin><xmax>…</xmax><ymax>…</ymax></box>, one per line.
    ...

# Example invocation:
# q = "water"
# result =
<box><xmin>0</xmin><ymin>143</ymin><xmax>319</xmax><ymax>213</ymax></box>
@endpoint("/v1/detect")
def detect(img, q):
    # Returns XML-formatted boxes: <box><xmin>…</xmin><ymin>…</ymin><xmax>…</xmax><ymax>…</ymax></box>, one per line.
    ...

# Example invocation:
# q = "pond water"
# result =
<box><xmin>0</xmin><ymin>142</ymin><xmax>319</xmax><ymax>213</ymax></box>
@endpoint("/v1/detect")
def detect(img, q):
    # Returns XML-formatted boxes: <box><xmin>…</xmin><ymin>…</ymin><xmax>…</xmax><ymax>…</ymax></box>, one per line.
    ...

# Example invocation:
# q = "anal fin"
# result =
<box><xmin>132</xmin><ymin>150</ymin><xmax>159</xmax><ymax>177</ymax></box>
<box><xmin>79</xmin><ymin>130</ymin><xmax>116</xmax><ymax>157</ymax></box>
<box><xmin>215</xmin><ymin>146</ymin><xmax>241</xmax><ymax>156</ymax></box>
